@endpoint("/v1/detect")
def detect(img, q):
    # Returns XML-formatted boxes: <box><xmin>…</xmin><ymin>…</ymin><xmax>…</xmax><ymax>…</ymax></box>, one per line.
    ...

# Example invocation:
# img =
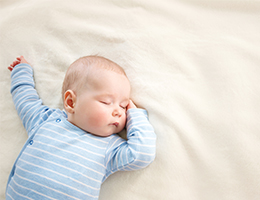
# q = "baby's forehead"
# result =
<box><xmin>96</xmin><ymin>93</ymin><xmax>130</xmax><ymax>101</ymax></box>
<box><xmin>86</xmin><ymin>68</ymin><xmax>131</xmax><ymax>95</ymax></box>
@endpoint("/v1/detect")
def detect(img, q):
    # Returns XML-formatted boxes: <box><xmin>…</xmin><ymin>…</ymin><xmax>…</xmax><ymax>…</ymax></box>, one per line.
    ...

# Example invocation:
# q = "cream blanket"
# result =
<box><xmin>1</xmin><ymin>0</ymin><xmax>260</xmax><ymax>199</ymax></box>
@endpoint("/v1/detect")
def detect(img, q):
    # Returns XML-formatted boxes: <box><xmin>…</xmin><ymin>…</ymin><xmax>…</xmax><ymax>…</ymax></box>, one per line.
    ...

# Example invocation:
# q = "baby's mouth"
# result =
<box><xmin>111</xmin><ymin>122</ymin><xmax>119</xmax><ymax>127</ymax></box>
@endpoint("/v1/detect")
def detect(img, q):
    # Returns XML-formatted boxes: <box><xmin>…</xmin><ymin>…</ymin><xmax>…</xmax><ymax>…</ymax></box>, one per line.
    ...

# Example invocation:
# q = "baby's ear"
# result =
<box><xmin>64</xmin><ymin>90</ymin><xmax>76</xmax><ymax>113</ymax></box>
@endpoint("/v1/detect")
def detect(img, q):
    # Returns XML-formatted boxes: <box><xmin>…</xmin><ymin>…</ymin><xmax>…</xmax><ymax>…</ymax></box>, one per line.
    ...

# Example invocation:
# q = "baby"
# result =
<box><xmin>6</xmin><ymin>56</ymin><xmax>156</xmax><ymax>200</ymax></box>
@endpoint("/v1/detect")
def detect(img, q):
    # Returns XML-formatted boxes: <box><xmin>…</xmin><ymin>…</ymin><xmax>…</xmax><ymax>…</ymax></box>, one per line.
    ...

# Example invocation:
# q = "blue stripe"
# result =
<box><xmin>6</xmin><ymin>63</ymin><xmax>156</xmax><ymax>199</ymax></box>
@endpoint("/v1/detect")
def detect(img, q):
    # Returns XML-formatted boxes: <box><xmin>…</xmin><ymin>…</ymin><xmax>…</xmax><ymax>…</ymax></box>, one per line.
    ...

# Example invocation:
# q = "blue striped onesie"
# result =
<box><xmin>6</xmin><ymin>64</ymin><xmax>156</xmax><ymax>200</ymax></box>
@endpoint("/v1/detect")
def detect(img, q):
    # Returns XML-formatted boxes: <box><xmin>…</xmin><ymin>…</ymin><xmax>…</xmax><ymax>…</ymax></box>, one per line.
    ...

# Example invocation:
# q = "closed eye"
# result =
<box><xmin>120</xmin><ymin>105</ymin><xmax>127</xmax><ymax>109</ymax></box>
<box><xmin>100</xmin><ymin>101</ymin><xmax>111</xmax><ymax>105</ymax></box>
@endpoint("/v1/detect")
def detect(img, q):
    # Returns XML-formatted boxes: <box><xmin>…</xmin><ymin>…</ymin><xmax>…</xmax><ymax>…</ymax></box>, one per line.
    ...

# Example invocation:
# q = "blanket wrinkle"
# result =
<box><xmin>1</xmin><ymin>0</ymin><xmax>260</xmax><ymax>199</ymax></box>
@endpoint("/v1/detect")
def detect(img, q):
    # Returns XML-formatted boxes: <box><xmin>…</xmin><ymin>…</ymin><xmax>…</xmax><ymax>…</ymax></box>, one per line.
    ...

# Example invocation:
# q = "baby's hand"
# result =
<box><xmin>127</xmin><ymin>100</ymin><xmax>137</xmax><ymax>111</ymax></box>
<box><xmin>8</xmin><ymin>56</ymin><xmax>29</xmax><ymax>71</ymax></box>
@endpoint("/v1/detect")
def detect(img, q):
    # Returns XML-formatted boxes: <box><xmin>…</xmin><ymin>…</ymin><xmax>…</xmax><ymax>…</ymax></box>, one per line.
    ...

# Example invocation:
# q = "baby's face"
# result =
<box><xmin>72</xmin><ymin>69</ymin><xmax>131</xmax><ymax>137</ymax></box>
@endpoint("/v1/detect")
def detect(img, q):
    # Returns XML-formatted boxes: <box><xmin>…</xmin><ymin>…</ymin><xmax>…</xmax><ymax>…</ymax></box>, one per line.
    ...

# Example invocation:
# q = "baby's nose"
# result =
<box><xmin>112</xmin><ymin>108</ymin><xmax>122</xmax><ymax>117</ymax></box>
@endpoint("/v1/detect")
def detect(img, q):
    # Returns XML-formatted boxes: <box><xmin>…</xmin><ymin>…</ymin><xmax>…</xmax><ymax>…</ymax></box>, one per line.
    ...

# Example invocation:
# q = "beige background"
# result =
<box><xmin>1</xmin><ymin>0</ymin><xmax>260</xmax><ymax>199</ymax></box>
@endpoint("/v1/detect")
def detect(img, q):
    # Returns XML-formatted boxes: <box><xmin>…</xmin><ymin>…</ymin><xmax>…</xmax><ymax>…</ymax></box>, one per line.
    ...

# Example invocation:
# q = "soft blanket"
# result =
<box><xmin>1</xmin><ymin>0</ymin><xmax>260</xmax><ymax>199</ymax></box>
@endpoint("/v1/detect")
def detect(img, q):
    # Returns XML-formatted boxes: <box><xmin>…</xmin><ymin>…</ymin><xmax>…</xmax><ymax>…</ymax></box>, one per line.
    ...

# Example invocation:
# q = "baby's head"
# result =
<box><xmin>62</xmin><ymin>56</ymin><xmax>131</xmax><ymax>137</ymax></box>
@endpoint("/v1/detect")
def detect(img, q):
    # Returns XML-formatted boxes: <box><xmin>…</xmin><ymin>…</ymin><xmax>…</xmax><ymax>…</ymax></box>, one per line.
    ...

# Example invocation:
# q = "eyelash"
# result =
<box><xmin>120</xmin><ymin>106</ymin><xmax>127</xmax><ymax>109</ymax></box>
<box><xmin>100</xmin><ymin>101</ymin><xmax>126</xmax><ymax>109</ymax></box>
<box><xmin>100</xmin><ymin>101</ymin><xmax>110</xmax><ymax>105</ymax></box>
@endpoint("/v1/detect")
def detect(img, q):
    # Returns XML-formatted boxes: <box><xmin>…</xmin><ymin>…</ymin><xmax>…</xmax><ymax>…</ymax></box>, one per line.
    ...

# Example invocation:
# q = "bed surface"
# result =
<box><xmin>1</xmin><ymin>0</ymin><xmax>260</xmax><ymax>199</ymax></box>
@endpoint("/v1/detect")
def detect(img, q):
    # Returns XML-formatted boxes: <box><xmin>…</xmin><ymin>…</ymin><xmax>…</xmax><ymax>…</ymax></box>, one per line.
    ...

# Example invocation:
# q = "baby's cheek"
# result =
<box><xmin>120</xmin><ymin>114</ymin><xmax>127</xmax><ymax>127</ymax></box>
<box><xmin>89</xmin><ymin>110</ymin><xmax>108</xmax><ymax>127</ymax></box>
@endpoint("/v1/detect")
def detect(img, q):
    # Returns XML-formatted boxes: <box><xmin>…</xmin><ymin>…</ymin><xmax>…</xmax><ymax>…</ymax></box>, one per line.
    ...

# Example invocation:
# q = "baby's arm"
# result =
<box><xmin>8</xmin><ymin>56</ymin><xmax>49</xmax><ymax>134</ymax></box>
<box><xmin>104</xmin><ymin>105</ymin><xmax>156</xmax><ymax>179</ymax></box>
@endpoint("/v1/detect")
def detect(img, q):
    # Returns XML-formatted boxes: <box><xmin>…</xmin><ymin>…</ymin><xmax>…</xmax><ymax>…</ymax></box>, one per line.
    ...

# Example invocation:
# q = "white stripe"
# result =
<box><xmin>127</xmin><ymin>119</ymin><xmax>148</xmax><ymax>126</ymax></box>
<box><xmin>115</xmin><ymin>148</ymin><xmax>119</xmax><ymax>171</ymax></box>
<box><xmin>127</xmin><ymin>130</ymin><xmax>154</xmax><ymax>134</ymax></box>
<box><xmin>23</xmin><ymin>152</ymin><xmax>101</xmax><ymax>183</ymax></box>
<box><xmin>34</xmin><ymin>139</ymin><xmax>106</xmax><ymax>168</ymax></box>
<box><xmin>37</xmin><ymin>131</ymin><xmax>100</xmax><ymax>157</ymax></box>
<box><xmin>6</xmin><ymin>193</ymin><xmax>15</xmax><ymax>200</ymax></box>
<box><xmin>135</xmin><ymin>151</ymin><xmax>155</xmax><ymax>156</ymax></box>
<box><xmin>84</xmin><ymin>134</ymin><xmax>109</xmax><ymax>144</ymax></box>
<box><xmin>40</xmin><ymin>127</ymin><xmax>107</xmax><ymax>150</ymax></box>
<box><xmin>17</xmin><ymin>166</ymin><xmax>98</xmax><ymax>199</ymax></box>
<box><xmin>25</xmin><ymin>104</ymin><xmax>42</xmax><ymax>129</ymax></box>
<box><xmin>128</xmin><ymin>162</ymin><xmax>145</xmax><ymax>169</ymax></box>
<box><xmin>12</xmin><ymin>179</ymin><xmax>53</xmax><ymax>200</ymax></box>
<box><xmin>12</xmin><ymin>75</ymin><xmax>31</xmax><ymax>82</ymax></box>
<box><xmin>127</xmin><ymin>113</ymin><xmax>146</xmax><ymax>119</ymax></box>
<box><xmin>127</xmin><ymin>124</ymin><xmax>153</xmax><ymax>134</ymax></box>
<box><xmin>19</xmin><ymin>158</ymin><xmax>99</xmax><ymax>190</ymax></box>
<box><xmin>105</xmin><ymin>138</ymin><xmax>124</xmax><ymax>167</ymax></box>
<box><xmin>12</xmin><ymin>80</ymin><xmax>34</xmax><ymax>89</ymax></box>
<box><xmin>121</xmin><ymin>147</ymin><xmax>132</xmax><ymax>170</ymax></box>
<box><xmin>29</xmin><ymin>107</ymin><xmax>48</xmax><ymax>128</ymax></box>
<box><xmin>12</xmin><ymin>71</ymin><xmax>32</xmax><ymax>79</ymax></box>
<box><xmin>50</xmin><ymin>123</ymin><xmax>80</xmax><ymax>136</ymax></box>
<box><xmin>120</xmin><ymin>149</ymin><xmax>124</xmax><ymax>170</ymax></box>
<box><xmin>13</xmin><ymin>88</ymin><xmax>34</xmax><ymax>102</ymax></box>
<box><xmin>17</xmin><ymin>100</ymin><xmax>38</xmax><ymax>121</ymax></box>
<box><xmin>16</xmin><ymin>97</ymin><xmax>38</xmax><ymax>116</ymax></box>
<box><xmin>123</xmin><ymin>165</ymin><xmax>135</xmax><ymax>171</ymax></box>
<box><xmin>19</xmin><ymin>101</ymin><xmax>38</xmax><ymax>124</ymax></box>
<box><xmin>125</xmin><ymin>147</ymin><xmax>129</xmax><ymax>167</ymax></box>
<box><xmin>50</xmin><ymin>123</ymin><xmax>109</xmax><ymax>144</ymax></box>
<box><xmin>136</xmin><ymin>159</ymin><xmax>151</xmax><ymax>164</ymax></box>
<box><xmin>106</xmin><ymin>136</ymin><xmax>123</xmax><ymax>155</ymax></box>
<box><xmin>14</xmin><ymin>173</ymin><xmax>80</xmax><ymax>200</ymax></box>
<box><xmin>127</xmin><ymin>118</ymin><xmax>147</xmax><ymax>126</ymax></box>
<box><xmin>129</xmin><ymin>135</ymin><xmax>156</xmax><ymax>140</ymax></box>
<box><xmin>125</xmin><ymin>147</ymin><xmax>136</xmax><ymax>171</ymax></box>
<box><xmin>13</xmin><ymin>65</ymin><xmax>32</xmax><ymax>72</ymax></box>
<box><xmin>127</xmin><ymin>111</ymin><xmax>146</xmax><ymax>116</ymax></box>
<box><xmin>27</xmin><ymin>146</ymin><xmax>104</xmax><ymax>176</ymax></box>
<box><xmin>128</xmin><ymin>142</ymin><xmax>156</xmax><ymax>148</ymax></box>
<box><xmin>15</xmin><ymin>91</ymin><xmax>37</xmax><ymax>106</ymax></box>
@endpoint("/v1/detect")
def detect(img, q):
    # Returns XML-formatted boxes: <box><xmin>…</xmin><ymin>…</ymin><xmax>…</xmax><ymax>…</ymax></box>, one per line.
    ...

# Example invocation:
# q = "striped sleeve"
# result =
<box><xmin>10</xmin><ymin>63</ymin><xmax>49</xmax><ymax>135</ymax></box>
<box><xmin>104</xmin><ymin>108</ymin><xmax>156</xmax><ymax>179</ymax></box>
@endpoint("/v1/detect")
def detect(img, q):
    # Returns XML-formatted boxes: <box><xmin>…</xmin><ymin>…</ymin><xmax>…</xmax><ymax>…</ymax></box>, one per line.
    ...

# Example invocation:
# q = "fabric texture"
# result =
<box><xmin>1</xmin><ymin>0</ymin><xmax>260</xmax><ymax>199</ymax></box>
<box><xmin>6</xmin><ymin>63</ymin><xmax>156</xmax><ymax>199</ymax></box>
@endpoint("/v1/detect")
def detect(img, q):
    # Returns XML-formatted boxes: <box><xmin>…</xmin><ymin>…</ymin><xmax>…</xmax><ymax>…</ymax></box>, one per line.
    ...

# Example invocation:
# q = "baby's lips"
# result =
<box><xmin>111</xmin><ymin>122</ymin><xmax>119</xmax><ymax>127</ymax></box>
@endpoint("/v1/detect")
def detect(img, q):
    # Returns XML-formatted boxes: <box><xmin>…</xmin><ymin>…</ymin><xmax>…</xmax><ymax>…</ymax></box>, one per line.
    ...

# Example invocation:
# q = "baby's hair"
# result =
<box><xmin>62</xmin><ymin>55</ymin><xmax>126</xmax><ymax>101</ymax></box>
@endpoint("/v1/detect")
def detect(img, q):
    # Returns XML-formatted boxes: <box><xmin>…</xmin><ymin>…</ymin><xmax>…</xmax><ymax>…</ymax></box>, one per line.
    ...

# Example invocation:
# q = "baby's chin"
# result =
<box><xmin>89</xmin><ymin>130</ymin><xmax>115</xmax><ymax>137</ymax></box>
<box><xmin>83</xmin><ymin>124</ymin><xmax>125</xmax><ymax>137</ymax></box>
<box><xmin>100</xmin><ymin>129</ymin><xmax>125</xmax><ymax>137</ymax></box>
<box><xmin>114</xmin><ymin>126</ymin><xmax>126</xmax><ymax>135</ymax></box>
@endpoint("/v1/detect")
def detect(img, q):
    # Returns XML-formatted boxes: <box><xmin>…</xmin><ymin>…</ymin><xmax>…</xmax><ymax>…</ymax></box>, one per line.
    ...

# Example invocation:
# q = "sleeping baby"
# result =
<box><xmin>6</xmin><ymin>55</ymin><xmax>156</xmax><ymax>199</ymax></box>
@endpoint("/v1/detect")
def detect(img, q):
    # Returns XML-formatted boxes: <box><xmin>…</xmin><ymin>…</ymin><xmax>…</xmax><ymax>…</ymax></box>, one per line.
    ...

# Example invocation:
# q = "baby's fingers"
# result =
<box><xmin>8</xmin><ymin>57</ymin><xmax>21</xmax><ymax>71</ymax></box>
<box><xmin>127</xmin><ymin>100</ymin><xmax>137</xmax><ymax>110</ymax></box>
<box><xmin>12</xmin><ymin>60</ymin><xmax>20</xmax><ymax>66</ymax></box>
